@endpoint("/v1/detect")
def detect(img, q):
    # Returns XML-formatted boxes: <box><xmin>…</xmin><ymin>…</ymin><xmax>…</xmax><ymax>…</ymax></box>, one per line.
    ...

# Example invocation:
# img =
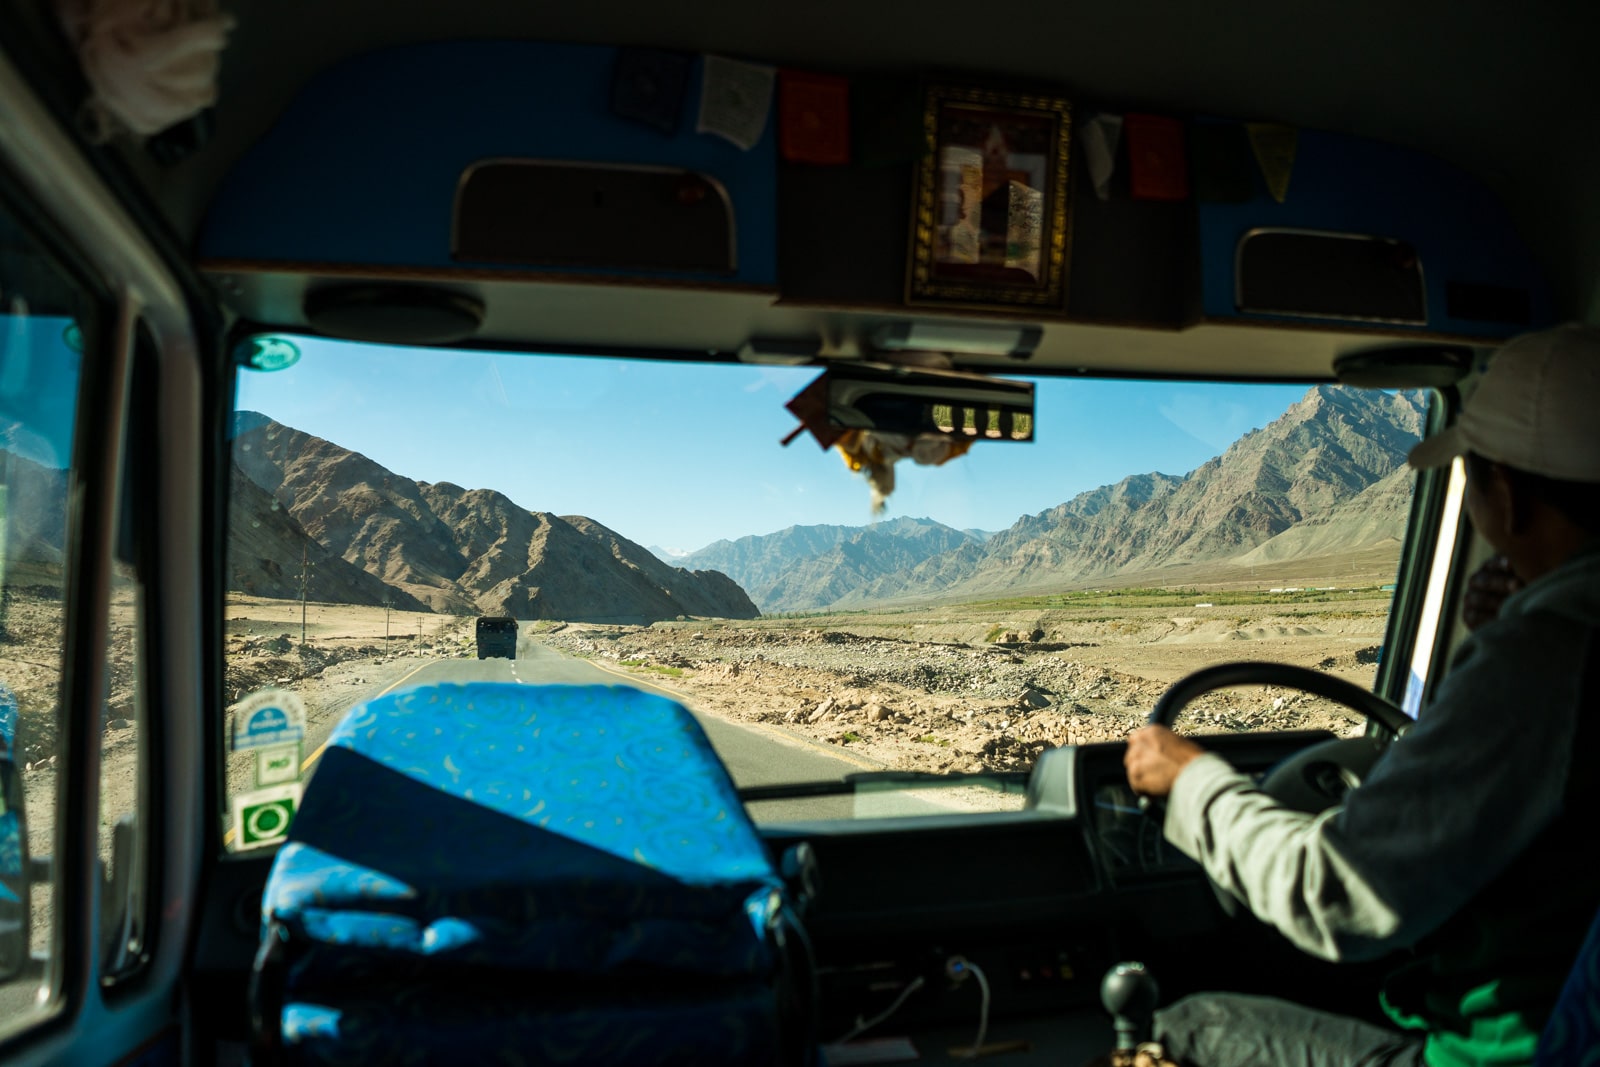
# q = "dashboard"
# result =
<box><xmin>776</xmin><ymin>728</ymin><xmax>1346</xmax><ymax>1049</ymax></box>
<box><xmin>770</xmin><ymin>728</ymin><xmax>1340</xmax><ymax>930</ymax></box>
<box><xmin>1090</xmin><ymin>777</ymin><xmax>1191</xmax><ymax>875</ymax></box>
<box><xmin>1076</xmin><ymin>729</ymin><xmax>1338</xmax><ymax>882</ymax></box>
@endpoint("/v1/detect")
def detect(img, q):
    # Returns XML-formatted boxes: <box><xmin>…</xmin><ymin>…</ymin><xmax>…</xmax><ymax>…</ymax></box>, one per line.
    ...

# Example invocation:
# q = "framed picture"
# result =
<box><xmin>907</xmin><ymin>84</ymin><xmax>1072</xmax><ymax>310</ymax></box>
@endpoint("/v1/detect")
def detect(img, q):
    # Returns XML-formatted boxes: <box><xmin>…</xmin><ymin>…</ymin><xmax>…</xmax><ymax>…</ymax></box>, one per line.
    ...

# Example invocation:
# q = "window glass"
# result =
<box><xmin>224</xmin><ymin>338</ymin><xmax>1419</xmax><ymax>840</ymax></box>
<box><xmin>0</xmin><ymin>210</ymin><xmax>89</xmax><ymax>1029</ymax></box>
<box><xmin>99</xmin><ymin>550</ymin><xmax>144</xmax><ymax>977</ymax></box>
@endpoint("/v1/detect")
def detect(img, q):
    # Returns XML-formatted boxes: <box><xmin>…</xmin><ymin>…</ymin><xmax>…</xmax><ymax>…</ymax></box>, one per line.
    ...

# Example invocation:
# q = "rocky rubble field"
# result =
<box><xmin>223</xmin><ymin>606</ymin><xmax>480</xmax><ymax>704</ymax></box>
<box><xmin>539</xmin><ymin>623</ymin><xmax>1379</xmax><ymax>775</ymax></box>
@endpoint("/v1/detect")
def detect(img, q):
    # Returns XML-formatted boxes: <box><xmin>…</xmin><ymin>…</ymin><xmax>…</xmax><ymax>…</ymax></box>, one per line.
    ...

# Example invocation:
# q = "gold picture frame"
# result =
<box><xmin>907</xmin><ymin>84</ymin><xmax>1072</xmax><ymax>310</ymax></box>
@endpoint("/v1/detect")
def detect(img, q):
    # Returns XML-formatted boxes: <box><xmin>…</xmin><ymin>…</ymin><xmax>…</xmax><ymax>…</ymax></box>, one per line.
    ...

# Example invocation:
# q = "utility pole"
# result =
<box><xmin>299</xmin><ymin>544</ymin><xmax>313</xmax><ymax>648</ymax></box>
<box><xmin>383</xmin><ymin>594</ymin><xmax>393</xmax><ymax>660</ymax></box>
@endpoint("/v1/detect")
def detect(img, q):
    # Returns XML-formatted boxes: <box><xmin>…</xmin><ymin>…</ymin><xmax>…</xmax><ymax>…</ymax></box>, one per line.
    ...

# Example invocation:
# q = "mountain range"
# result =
<box><xmin>228</xmin><ymin>413</ymin><xmax>759</xmax><ymax>622</ymax></box>
<box><xmin>677</xmin><ymin>385</ymin><xmax>1426</xmax><ymax>611</ymax></box>
<box><xmin>215</xmin><ymin>383</ymin><xmax>1426</xmax><ymax>620</ymax></box>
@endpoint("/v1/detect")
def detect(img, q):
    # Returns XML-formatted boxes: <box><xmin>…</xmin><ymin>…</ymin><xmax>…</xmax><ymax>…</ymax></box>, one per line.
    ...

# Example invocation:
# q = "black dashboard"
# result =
<box><xmin>768</xmin><ymin>729</ymin><xmax>1338</xmax><ymax>923</ymax></box>
<box><xmin>1076</xmin><ymin>729</ymin><xmax>1337</xmax><ymax>883</ymax></box>
<box><xmin>771</xmin><ymin>730</ymin><xmax>1346</xmax><ymax>1057</ymax></box>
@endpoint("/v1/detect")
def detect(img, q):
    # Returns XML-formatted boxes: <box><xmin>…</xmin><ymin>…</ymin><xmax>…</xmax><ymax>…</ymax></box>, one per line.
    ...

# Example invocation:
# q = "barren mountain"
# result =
<box><xmin>0</xmin><ymin>450</ymin><xmax>68</xmax><ymax>566</ymax></box>
<box><xmin>229</xmin><ymin>413</ymin><xmax>758</xmax><ymax>622</ymax></box>
<box><xmin>680</xmin><ymin>517</ymin><xmax>986</xmax><ymax>613</ymax></box>
<box><xmin>1237</xmin><ymin>465</ymin><xmax>1416</xmax><ymax>565</ymax></box>
<box><xmin>696</xmin><ymin>386</ymin><xmax>1426</xmax><ymax>612</ymax></box>
<box><xmin>228</xmin><ymin>467</ymin><xmax>432</xmax><ymax>610</ymax></box>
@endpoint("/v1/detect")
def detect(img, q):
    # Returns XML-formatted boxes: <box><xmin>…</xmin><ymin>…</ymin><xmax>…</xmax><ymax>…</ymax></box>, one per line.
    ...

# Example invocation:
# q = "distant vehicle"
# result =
<box><xmin>475</xmin><ymin>617</ymin><xmax>519</xmax><ymax>660</ymax></box>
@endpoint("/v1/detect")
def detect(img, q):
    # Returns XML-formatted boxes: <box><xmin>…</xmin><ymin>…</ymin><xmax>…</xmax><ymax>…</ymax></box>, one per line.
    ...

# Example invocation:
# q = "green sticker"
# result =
<box><xmin>232</xmin><ymin>783</ymin><xmax>301</xmax><ymax>849</ymax></box>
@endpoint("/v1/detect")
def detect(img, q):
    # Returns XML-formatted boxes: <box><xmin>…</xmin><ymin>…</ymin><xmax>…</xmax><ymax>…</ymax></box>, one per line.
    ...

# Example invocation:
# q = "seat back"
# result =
<box><xmin>1534</xmin><ymin>903</ymin><xmax>1600</xmax><ymax>1065</ymax></box>
<box><xmin>250</xmin><ymin>681</ymin><xmax>812</xmax><ymax>1066</ymax></box>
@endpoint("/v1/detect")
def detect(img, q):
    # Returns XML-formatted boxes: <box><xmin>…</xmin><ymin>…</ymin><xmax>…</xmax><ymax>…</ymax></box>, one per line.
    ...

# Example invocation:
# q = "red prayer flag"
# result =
<box><xmin>779</xmin><ymin>70</ymin><xmax>850</xmax><ymax>165</ymax></box>
<box><xmin>1125</xmin><ymin>113</ymin><xmax>1189</xmax><ymax>201</ymax></box>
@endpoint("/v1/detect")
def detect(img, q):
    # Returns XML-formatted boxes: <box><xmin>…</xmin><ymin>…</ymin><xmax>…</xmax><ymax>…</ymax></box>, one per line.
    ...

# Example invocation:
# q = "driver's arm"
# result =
<box><xmin>1161</xmin><ymin>611</ymin><xmax>1583</xmax><ymax>962</ymax></box>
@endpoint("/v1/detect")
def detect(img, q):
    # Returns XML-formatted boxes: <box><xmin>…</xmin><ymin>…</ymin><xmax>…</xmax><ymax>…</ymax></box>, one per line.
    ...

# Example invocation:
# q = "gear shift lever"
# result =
<box><xmin>1100</xmin><ymin>961</ymin><xmax>1159</xmax><ymax>1053</ymax></box>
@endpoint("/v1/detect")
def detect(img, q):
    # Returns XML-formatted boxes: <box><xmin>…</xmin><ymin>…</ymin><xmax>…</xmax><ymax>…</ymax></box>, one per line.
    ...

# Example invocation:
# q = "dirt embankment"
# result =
<box><xmin>539</xmin><ymin>610</ymin><xmax>1383</xmax><ymax>775</ymax></box>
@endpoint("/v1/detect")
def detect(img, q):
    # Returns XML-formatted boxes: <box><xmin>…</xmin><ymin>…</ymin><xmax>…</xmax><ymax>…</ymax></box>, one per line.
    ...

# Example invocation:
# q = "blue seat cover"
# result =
<box><xmin>1534</xmin><ymin>905</ymin><xmax>1600</xmax><ymax>1065</ymax></box>
<box><xmin>262</xmin><ymin>683</ymin><xmax>785</xmax><ymax>984</ymax></box>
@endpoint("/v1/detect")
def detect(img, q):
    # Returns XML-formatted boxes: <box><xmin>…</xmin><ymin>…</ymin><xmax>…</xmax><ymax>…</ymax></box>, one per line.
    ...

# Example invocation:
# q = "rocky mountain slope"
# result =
<box><xmin>0</xmin><ymin>451</ymin><xmax>68</xmax><ymax>567</ymax></box>
<box><xmin>227</xmin><ymin>467</ymin><xmax>431</xmax><ymax>610</ymax></box>
<box><xmin>229</xmin><ymin>413</ymin><xmax>758</xmax><ymax>622</ymax></box>
<box><xmin>688</xmin><ymin>386</ymin><xmax>1426</xmax><ymax>612</ymax></box>
<box><xmin>679</xmin><ymin>517</ymin><xmax>986</xmax><ymax>613</ymax></box>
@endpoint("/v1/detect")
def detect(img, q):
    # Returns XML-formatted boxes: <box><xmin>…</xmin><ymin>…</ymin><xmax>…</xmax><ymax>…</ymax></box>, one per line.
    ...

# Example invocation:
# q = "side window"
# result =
<box><xmin>99</xmin><ymin>341</ymin><xmax>149</xmax><ymax>979</ymax></box>
<box><xmin>0</xmin><ymin>206</ymin><xmax>91</xmax><ymax>1031</ymax></box>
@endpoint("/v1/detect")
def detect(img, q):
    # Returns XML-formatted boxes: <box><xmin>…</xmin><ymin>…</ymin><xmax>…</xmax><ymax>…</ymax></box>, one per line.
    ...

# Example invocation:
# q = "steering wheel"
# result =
<box><xmin>1142</xmin><ymin>661</ymin><xmax>1409</xmax><ymax>914</ymax></box>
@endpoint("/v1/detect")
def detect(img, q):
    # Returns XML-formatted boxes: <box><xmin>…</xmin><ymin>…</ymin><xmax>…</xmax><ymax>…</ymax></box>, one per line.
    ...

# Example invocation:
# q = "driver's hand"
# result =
<box><xmin>1125</xmin><ymin>725</ymin><xmax>1205</xmax><ymax>798</ymax></box>
<box><xmin>1462</xmin><ymin>554</ymin><xmax>1522</xmax><ymax>631</ymax></box>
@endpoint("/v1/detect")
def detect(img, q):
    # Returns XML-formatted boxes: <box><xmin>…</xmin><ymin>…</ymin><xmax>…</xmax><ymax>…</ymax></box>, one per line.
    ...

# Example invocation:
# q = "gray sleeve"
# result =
<box><xmin>1162</xmin><ymin>612</ymin><xmax>1584</xmax><ymax>963</ymax></box>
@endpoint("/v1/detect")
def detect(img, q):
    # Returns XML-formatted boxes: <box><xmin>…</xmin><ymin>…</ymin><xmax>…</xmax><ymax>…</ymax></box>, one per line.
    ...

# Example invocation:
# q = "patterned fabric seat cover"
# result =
<box><xmin>1533</xmin><ymin>905</ymin><xmax>1600</xmax><ymax>1066</ymax></box>
<box><xmin>256</xmin><ymin>682</ymin><xmax>803</xmax><ymax>1065</ymax></box>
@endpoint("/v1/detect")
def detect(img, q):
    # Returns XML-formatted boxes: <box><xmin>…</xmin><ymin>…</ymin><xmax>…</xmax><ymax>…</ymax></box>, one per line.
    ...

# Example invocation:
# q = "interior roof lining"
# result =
<box><xmin>210</xmin><ymin>262</ymin><xmax>1494</xmax><ymax>382</ymax></box>
<box><xmin>123</xmin><ymin>1</ymin><xmax>1596</xmax><ymax>327</ymax></box>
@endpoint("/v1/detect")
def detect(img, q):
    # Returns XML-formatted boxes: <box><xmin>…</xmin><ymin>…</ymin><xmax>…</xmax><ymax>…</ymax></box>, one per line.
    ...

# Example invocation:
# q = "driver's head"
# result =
<box><xmin>1408</xmin><ymin>323</ymin><xmax>1600</xmax><ymax>576</ymax></box>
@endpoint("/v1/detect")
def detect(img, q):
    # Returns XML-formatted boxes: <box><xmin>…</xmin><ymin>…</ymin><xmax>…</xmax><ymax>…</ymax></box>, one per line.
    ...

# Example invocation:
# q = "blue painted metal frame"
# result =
<box><xmin>199</xmin><ymin>42</ymin><xmax>778</xmax><ymax>286</ymax></box>
<box><xmin>1195</xmin><ymin>121</ymin><xmax>1552</xmax><ymax>337</ymax></box>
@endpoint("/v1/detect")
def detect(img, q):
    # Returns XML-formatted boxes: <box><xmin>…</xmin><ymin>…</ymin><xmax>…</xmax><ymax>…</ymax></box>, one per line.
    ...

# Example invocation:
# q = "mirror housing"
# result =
<box><xmin>784</xmin><ymin>362</ymin><xmax>1035</xmax><ymax>449</ymax></box>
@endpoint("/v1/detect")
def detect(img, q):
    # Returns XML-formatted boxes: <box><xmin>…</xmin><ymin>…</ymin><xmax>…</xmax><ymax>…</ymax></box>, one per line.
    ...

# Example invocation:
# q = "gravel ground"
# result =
<box><xmin>538</xmin><ymin>615</ymin><xmax>1381</xmax><ymax>776</ymax></box>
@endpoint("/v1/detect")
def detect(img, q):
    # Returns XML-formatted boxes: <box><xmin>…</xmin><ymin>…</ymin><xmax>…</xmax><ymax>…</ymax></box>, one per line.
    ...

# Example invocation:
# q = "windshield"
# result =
<box><xmin>223</xmin><ymin>336</ymin><xmax>1421</xmax><ymax>844</ymax></box>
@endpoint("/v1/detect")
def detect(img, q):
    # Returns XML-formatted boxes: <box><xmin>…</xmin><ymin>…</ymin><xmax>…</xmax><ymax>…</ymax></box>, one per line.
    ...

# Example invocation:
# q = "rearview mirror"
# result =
<box><xmin>784</xmin><ymin>362</ymin><xmax>1035</xmax><ymax>448</ymax></box>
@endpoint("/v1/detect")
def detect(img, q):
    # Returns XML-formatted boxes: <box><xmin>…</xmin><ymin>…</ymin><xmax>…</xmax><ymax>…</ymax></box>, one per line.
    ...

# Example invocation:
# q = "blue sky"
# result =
<box><xmin>235</xmin><ymin>336</ymin><xmax>1310</xmax><ymax>552</ymax></box>
<box><xmin>0</xmin><ymin>315</ymin><xmax>81</xmax><ymax>468</ymax></box>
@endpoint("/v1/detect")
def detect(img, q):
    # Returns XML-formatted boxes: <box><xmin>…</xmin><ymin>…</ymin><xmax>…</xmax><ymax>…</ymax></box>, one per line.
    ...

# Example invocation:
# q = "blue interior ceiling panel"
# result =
<box><xmin>1195</xmin><ymin>121</ymin><xmax>1551</xmax><ymax>337</ymax></box>
<box><xmin>199</xmin><ymin>42</ymin><xmax>778</xmax><ymax>286</ymax></box>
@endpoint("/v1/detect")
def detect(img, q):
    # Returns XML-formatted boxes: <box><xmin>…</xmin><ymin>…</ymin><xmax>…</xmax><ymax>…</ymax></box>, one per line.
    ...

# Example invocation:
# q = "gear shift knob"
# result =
<box><xmin>1100</xmin><ymin>961</ymin><xmax>1159</xmax><ymax>1052</ymax></box>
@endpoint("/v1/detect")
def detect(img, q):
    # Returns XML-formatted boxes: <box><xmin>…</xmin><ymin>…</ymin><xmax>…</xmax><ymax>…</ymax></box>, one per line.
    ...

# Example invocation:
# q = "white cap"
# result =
<box><xmin>1407</xmin><ymin>323</ymin><xmax>1600</xmax><ymax>482</ymax></box>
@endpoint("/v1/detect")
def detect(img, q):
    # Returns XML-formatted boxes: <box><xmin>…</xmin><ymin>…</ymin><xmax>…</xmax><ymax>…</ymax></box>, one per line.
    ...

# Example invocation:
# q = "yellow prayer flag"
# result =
<box><xmin>1247</xmin><ymin>123</ymin><xmax>1297</xmax><ymax>204</ymax></box>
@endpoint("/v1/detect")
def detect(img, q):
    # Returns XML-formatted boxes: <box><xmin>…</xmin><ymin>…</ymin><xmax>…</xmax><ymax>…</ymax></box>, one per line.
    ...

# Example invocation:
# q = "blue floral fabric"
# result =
<box><xmin>263</xmin><ymin>683</ymin><xmax>784</xmax><ymax>980</ymax></box>
<box><xmin>0</xmin><ymin>685</ymin><xmax>17</xmax><ymax>758</ymax></box>
<box><xmin>1534</xmin><ymin>906</ymin><xmax>1600</xmax><ymax>1066</ymax></box>
<box><xmin>293</xmin><ymin>682</ymin><xmax>771</xmax><ymax>884</ymax></box>
<box><xmin>0</xmin><ymin>685</ymin><xmax>21</xmax><ymax>879</ymax></box>
<box><xmin>0</xmin><ymin>813</ymin><xmax>22</xmax><ymax>880</ymax></box>
<box><xmin>261</xmin><ymin>683</ymin><xmax>801</xmax><ymax>1064</ymax></box>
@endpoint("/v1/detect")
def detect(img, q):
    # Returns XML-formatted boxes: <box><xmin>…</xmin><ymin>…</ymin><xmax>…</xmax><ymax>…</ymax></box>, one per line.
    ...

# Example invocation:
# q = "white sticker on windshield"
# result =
<box><xmin>255</xmin><ymin>740</ymin><xmax>302</xmax><ymax>786</ymax></box>
<box><xmin>231</xmin><ymin>687</ymin><xmax>307</xmax><ymax>751</ymax></box>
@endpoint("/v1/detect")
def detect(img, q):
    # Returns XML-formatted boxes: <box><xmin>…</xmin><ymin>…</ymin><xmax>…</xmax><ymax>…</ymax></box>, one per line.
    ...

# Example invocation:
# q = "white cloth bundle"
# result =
<box><xmin>58</xmin><ymin>0</ymin><xmax>233</xmax><ymax>140</ymax></box>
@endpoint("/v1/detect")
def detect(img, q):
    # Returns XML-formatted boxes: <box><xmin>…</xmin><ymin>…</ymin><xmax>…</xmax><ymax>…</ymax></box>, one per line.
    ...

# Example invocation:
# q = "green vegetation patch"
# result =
<box><xmin>963</xmin><ymin>584</ymin><xmax>1396</xmax><ymax>612</ymax></box>
<box><xmin>620</xmin><ymin>660</ymin><xmax>685</xmax><ymax>677</ymax></box>
<box><xmin>916</xmin><ymin>734</ymin><xmax>951</xmax><ymax>747</ymax></box>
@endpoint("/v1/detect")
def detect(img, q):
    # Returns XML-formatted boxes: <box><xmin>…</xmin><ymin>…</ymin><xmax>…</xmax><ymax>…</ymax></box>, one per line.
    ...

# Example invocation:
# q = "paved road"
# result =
<box><xmin>261</xmin><ymin>636</ymin><xmax>876</xmax><ymax>825</ymax></box>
